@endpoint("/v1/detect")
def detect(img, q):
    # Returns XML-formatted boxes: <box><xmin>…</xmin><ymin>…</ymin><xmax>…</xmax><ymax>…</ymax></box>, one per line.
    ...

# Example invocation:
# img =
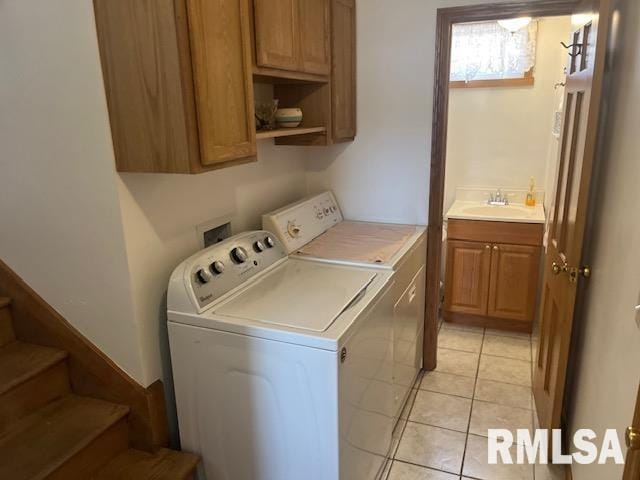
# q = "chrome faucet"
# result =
<box><xmin>488</xmin><ymin>189</ymin><xmax>509</xmax><ymax>206</ymax></box>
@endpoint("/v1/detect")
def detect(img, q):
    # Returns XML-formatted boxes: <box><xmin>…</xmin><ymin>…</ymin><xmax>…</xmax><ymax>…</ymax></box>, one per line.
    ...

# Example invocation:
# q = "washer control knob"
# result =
<box><xmin>287</xmin><ymin>222</ymin><xmax>301</xmax><ymax>238</ymax></box>
<box><xmin>196</xmin><ymin>268</ymin><xmax>212</xmax><ymax>284</ymax></box>
<box><xmin>211</xmin><ymin>261</ymin><xmax>225</xmax><ymax>274</ymax></box>
<box><xmin>231</xmin><ymin>247</ymin><xmax>248</xmax><ymax>263</ymax></box>
<box><xmin>264</xmin><ymin>236</ymin><xmax>275</xmax><ymax>248</ymax></box>
<box><xmin>254</xmin><ymin>241</ymin><xmax>265</xmax><ymax>252</ymax></box>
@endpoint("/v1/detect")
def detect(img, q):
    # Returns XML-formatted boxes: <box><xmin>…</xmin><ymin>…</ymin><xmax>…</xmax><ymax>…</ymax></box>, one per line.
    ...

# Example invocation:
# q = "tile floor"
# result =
<box><xmin>380</xmin><ymin>321</ymin><xmax>566</xmax><ymax>480</ymax></box>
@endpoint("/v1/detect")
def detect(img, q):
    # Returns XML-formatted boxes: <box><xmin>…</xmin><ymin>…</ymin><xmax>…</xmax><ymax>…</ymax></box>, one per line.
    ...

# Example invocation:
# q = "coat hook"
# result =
<box><xmin>560</xmin><ymin>41</ymin><xmax>582</xmax><ymax>57</ymax></box>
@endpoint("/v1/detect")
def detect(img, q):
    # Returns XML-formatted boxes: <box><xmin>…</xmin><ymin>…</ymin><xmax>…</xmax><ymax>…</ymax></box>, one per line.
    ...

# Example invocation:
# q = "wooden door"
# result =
<box><xmin>624</xmin><ymin>384</ymin><xmax>640</xmax><ymax>480</ymax></box>
<box><xmin>533</xmin><ymin>0</ymin><xmax>614</xmax><ymax>434</ymax></box>
<box><xmin>487</xmin><ymin>244</ymin><xmax>540</xmax><ymax>323</ymax></box>
<box><xmin>331</xmin><ymin>0</ymin><xmax>356</xmax><ymax>141</ymax></box>
<box><xmin>299</xmin><ymin>0</ymin><xmax>331</xmax><ymax>75</ymax></box>
<box><xmin>186</xmin><ymin>0</ymin><xmax>256</xmax><ymax>165</ymax></box>
<box><xmin>254</xmin><ymin>0</ymin><xmax>300</xmax><ymax>72</ymax></box>
<box><xmin>444</xmin><ymin>240</ymin><xmax>491</xmax><ymax>316</ymax></box>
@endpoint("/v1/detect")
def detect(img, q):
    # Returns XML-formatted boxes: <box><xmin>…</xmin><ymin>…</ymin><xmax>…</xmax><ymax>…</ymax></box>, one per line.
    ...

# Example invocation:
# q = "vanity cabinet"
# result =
<box><xmin>444</xmin><ymin>220</ymin><xmax>543</xmax><ymax>331</ymax></box>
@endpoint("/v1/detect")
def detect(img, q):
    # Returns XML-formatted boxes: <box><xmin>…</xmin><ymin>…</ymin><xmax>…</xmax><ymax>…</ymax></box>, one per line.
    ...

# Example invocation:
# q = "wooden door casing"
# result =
<box><xmin>253</xmin><ymin>0</ymin><xmax>300</xmax><ymax>72</ymax></box>
<box><xmin>186</xmin><ymin>0</ymin><xmax>257</xmax><ymax>165</ymax></box>
<box><xmin>487</xmin><ymin>244</ymin><xmax>541</xmax><ymax>323</ymax></box>
<box><xmin>533</xmin><ymin>0</ymin><xmax>613</xmax><ymax>433</ymax></box>
<box><xmin>299</xmin><ymin>0</ymin><xmax>331</xmax><ymax>75</ymax></box>
<box><xmin>331</xmin><ymin>0</ymin><xmax>356</xmax><ymax>141</ymax></box>
<box><xmin>444</xmin><ymin>240</ymin><xmax>491</xmax><ymax>316</ymax></box>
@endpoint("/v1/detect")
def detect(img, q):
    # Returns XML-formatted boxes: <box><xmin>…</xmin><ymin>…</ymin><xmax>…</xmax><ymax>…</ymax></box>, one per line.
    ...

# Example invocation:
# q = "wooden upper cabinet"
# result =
<box><xmin>254</xmin><ymin>0</ymin><xmax>301</xmax><ymax>72</ymax></box>
<box><xmin>444</xmin><ymin>240</ymin><xmax>491</xmax><ymax>316</ymax></box>
<box><xmin>331</xmin><ymin>0</ymin><xmax>356</xmax><ymax>141</ymax></box>
<box><xmin>299</xmin><ymin>0</ymin><xmax>331</xmax><ymax>75</ymax></box>
<box><xmin>253</xmin><ymin>0</ymin><xmax>330</xmax><ymax>76</ymax></box>
<box><xmin>186</xmin><ymin>0</ymin><xmax>257</xmax><ymax>165</ymax></box>
<box><xmin>94</xmin><ymin>0</ymin><xmax>256</xmax><ymax>173</ymax></box>
<box><xmin>487</xmin><ymin>244</ymin><xmax>540</xmax><ymax>323</ymax></box>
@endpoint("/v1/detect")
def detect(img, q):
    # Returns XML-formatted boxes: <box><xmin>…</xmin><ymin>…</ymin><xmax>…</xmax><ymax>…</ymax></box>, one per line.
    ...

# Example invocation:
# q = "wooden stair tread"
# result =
<box><xmin>93</xmin><ymin>448</ymin><xmax>200</xmax><ymax>479</ymax></box>
<box><xmin>0</xmin><ymin>341</ymin><xmax>68</xmax><ymax>396</ymax></box>
<box><xmin>0</xmin><ymin>297</ymin><xmax>10</xmax><ymax>309</ymax></box>
<box><xmin>0</xmin><ymin>394</ymin><xmax>130</xmax><ymax>480</ymax></box>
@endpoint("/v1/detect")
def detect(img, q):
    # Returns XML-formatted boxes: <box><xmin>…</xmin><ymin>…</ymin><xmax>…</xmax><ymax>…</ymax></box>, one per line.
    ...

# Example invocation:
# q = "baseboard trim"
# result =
<box><xmin>0</xmin><ymin>259</ymin><xmax>169</xmax><ymax>450</ymax></box>
<box><xmin>443</xmin><ymin>311</ymin><xmax>533</xmax><ymax>333</ymax></box>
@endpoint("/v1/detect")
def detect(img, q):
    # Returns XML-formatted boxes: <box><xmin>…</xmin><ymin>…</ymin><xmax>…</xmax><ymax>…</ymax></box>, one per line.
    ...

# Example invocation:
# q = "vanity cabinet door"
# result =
<box><xmin>444</xmin><ymin>240</ymin><xmax>491</xmax><ymax>316</ymax></box>
<box><xmin>254</xmin><ymin>0</ymin><xmax>301</xmax><ymax>72</ymax></box>
<box><xmin>487</xmin><ymin>244</ymin><xmax>541</xmax><ymax>322</ymax></box>
<box><xmin>299</xmin><ymin>0</ymin><xmax>331</xmax><ymax>74</ymax></box>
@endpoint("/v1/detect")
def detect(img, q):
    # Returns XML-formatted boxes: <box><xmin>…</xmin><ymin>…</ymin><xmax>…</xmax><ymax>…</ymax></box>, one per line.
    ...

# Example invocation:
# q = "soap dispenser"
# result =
<box><xmin>526</xmin><ymin>177</ymin><xmax>536</xmax><ymax>207</ymax></box>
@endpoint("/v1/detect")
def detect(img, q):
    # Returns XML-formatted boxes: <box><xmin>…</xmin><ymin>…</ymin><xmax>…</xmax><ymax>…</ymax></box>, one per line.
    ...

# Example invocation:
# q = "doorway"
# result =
<box><xmin>412</xmin><ymin>0</ymin><xmax>621</xmax><ymax>478</ymax></box>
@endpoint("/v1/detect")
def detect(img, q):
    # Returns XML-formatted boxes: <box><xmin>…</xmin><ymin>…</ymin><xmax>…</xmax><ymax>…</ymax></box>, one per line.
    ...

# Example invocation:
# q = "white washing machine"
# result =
<box><xmin>168</xmin><ymin>231</ymin><xmax>396</xmax><ymax>480</ymax></box>
<box><xmin>263</xmin><ymin>192</ymin><xmax>427</xmax><ymax>422</ymax></box>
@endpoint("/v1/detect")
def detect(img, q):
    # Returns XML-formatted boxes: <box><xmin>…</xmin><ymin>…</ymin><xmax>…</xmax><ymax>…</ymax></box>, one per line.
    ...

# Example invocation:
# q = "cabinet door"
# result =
<box><xmin>187</xmin><ymin>0</ymin><xmax>256</xmax><ymax>165</ymax></box>
<box><xmin>444</xmin><ymin>240</ymin><xmax>491</xmax><ymax>316</ymax></box>
<box><xmin>487</xmin><ymin>244</ymin><xmax>541</xmax><ymax>322</ymax></box>
<box><xmin>299</xmin><ymin>0</ymin><xmax>331</xmax><ymax>74</ymax></box>
<box><xmin>254</xmin><ymin>0</ymin><xmax>300</xmax><ymax>72</ymax></box>
<box><xmin>331</xmin><ymin>0</ymin><xmax>356</xmax><ymax>141</ymax></box>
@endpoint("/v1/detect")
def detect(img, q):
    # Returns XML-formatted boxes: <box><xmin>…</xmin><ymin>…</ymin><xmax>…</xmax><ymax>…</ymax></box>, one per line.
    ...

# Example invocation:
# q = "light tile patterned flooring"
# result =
<box><xmin>380</xmin><ymin>321</ymin><xmax>566</xmax><ymax>480</ymax></box>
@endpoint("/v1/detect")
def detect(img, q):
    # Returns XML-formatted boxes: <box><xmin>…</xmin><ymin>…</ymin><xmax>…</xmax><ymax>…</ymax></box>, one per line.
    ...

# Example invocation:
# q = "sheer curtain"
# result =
<box><xmin>450</xmin><ymin>20</ymin><xmax>538</xmax><ymax>82</ymax></box>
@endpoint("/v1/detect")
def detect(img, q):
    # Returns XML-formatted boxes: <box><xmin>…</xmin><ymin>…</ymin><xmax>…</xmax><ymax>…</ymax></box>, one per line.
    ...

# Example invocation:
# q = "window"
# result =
<box><xmin>450</xmin><ymin>20</ymin><xmax>538</xmax><ymax>88</ymax></box>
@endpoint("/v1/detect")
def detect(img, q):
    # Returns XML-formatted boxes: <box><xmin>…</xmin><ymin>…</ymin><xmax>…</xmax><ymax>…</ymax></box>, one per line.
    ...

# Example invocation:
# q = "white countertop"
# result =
<box><xmin>445</xmin><ymin>200</ymin><xmax>546</xmax><ymax>224</ymax></box>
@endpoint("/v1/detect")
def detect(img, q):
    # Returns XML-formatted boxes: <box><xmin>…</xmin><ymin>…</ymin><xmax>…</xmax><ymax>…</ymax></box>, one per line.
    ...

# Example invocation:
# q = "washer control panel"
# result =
<box><xmin>172</xmin><ymin>231</ymin><xmax>287</xmax><ymax>312</ymax></box>
<box><xmin>262</xmin><ymin>191</ymin><xmax>343</xmax><ymax>253</ymax></box>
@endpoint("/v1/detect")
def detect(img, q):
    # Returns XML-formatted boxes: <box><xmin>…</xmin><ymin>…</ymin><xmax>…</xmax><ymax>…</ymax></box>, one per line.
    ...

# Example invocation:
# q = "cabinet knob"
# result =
<box><xmin>493</xmin><ymin>245</ymin><xmax>499</xmax><ymax>251</ymax></box>
<box><xmin>485</xmin><ymin>244</ymin><xmax>491</xmax><ymax>250</ymax></box>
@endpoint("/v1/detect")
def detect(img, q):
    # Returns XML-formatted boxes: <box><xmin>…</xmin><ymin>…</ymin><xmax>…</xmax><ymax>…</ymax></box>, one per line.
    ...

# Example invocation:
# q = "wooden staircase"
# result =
<box><xmin>0</xmin><ymin>297</ymin><xmax>199</xmax><ymax>479</ymax></box>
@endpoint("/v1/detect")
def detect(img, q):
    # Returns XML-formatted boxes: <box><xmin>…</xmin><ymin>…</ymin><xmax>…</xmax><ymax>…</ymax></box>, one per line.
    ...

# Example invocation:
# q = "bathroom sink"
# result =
<box><xmin>445</xmin><ymin>201</ymin><xmax>545</xmax><ymax>224</ymax></box>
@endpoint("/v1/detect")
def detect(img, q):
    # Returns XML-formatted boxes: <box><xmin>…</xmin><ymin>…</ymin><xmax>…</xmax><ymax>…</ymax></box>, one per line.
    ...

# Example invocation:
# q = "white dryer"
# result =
<box><xmin>168</xmin><ymin>231</ymin><xmax>396</xmax><ymax>480</ymax></box>
<box><xmin>263</xmin><ymin>192</ymin><xmax>427</xmax><ymax>422</ymax></box>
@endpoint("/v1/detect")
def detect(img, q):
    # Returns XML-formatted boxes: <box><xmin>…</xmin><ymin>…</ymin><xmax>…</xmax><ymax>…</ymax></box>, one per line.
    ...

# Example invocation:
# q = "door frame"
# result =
<box><xmin>424</xmin><ymin>0</ymin><xmax>577</xmax><ymax>370</ymax></box>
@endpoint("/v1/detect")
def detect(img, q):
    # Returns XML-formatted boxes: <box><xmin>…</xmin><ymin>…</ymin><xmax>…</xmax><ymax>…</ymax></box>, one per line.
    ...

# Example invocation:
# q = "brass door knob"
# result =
<box><xmin>626</xmin><ymin>427</ymin><xmax>640</xmax><ymax>450</ymax></box>
<box><xmin>552</xmin><ymin>262</ymin><xmax>568</xmax><ymax>275</ymax></box>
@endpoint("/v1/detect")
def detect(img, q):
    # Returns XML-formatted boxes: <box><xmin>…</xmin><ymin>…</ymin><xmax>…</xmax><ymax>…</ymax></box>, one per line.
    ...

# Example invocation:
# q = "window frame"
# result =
<box><xmin>449</xmin><ymin>67</ymin><xmax>535</xmax><ymax>88</ymax></box>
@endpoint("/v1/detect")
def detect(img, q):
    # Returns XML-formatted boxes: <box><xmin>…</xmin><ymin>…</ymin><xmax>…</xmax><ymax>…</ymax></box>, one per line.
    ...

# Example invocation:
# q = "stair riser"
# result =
<box><xmin>0</xmin><ymin>362</ymin><xmax>70</xmax><ymax>430</ymax></box>
<box><xmin>0</xmin><ymin>307</ymin><xmax>14</xmax><ymax>347</ymax></box>
<box><xmin>47</xmin><ymin>418</ymin><xmax>129</xmax><ymax>480</ymax></box>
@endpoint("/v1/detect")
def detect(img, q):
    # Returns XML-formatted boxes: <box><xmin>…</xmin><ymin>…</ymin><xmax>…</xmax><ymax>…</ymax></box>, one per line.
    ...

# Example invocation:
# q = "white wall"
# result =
<box><xmin>0</xmin><ymin>0</ymin><xmax>310</xmax><ymax>387</ymax></box>
<box><xmin>305</xmin><ymin>0</ymin><xmax>517</xmax><ymax>225</ymax></box>
<box><xmin>443</xmin><ymin>16</ymin><xmax>571</xmax><ymax>212</ymax></box>
<box><xmin>0</xmin><ymin>1</ymin><xmax>146</xmax><ymax>380</ymax></box>
<box><xmin>117</xmin><ymin>141</ymin><xmax>309</xmax><ymax>384</ymax></box>
<box><xmin>567</xmin><ymin>2</ymin><xmax>640</xmax><ymax>478</ymax></box>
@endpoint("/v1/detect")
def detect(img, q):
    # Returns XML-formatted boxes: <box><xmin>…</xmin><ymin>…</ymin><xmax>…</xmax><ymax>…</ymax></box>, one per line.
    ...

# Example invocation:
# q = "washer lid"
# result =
<box><xmin>214</xmin><ymin>260</ymin><xmax>376</xmax><ymax>332</ymax></box>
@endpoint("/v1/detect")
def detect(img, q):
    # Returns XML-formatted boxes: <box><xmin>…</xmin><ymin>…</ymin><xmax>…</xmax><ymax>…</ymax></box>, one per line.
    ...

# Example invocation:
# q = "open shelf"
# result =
<box><xmin>256</xmin><ymin>126</ymin><xmax>327</xmax><ymax>140</ymax></box>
